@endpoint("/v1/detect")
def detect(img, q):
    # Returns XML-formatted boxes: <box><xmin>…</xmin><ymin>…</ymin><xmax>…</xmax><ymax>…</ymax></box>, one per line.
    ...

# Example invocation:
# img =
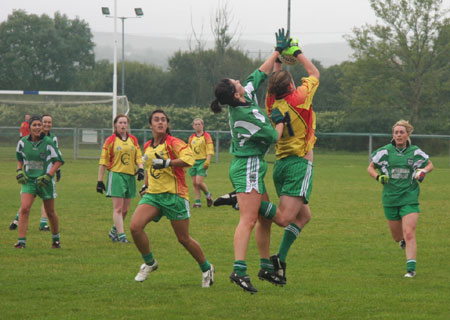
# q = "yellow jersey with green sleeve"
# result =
<box><xmin>143</xmin><ymin>134</ymin><xmax>194</xmax><ymax>200</ymax></box>
<box><xmin>266</xmin><ymin>76</ymin><xmax>319</xmax><ymax>160</ymax></box>
<box><xmin>99</xmin><ymin>133</ymin><xmax>143</xmax><ymax>175</ymax></box>
<box><xmin>229</xmin><ymin>69</ymin><xmax>278</xmax><ymax>156</ymax></box>
<box><xmin>188</xmin><ymin>132</ymin><xmax>214</xmax><ymax>160</ymax></box>
<box><xmin>16</xmin><ymin>134</ymin><xmax>64</xmax><ymax>181</ymax></box>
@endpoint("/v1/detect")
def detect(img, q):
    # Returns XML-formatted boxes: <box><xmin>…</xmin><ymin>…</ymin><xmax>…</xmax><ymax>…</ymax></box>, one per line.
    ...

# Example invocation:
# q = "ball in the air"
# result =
<box><xmin>279</xmin><ymin>53</ymin><xmax>298</xmax><ymax>65</ymax></box>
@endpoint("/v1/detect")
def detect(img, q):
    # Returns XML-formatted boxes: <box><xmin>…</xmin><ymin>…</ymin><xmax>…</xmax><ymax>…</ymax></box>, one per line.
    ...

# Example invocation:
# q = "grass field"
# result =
<box><xmin>1</xmin><ymin>148</ymin><xmax>450</xmax><ymax>319</ymax></box>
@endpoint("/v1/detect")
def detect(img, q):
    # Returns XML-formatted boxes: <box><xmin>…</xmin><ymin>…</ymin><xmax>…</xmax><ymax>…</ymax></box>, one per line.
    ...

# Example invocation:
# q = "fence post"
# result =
<box><xmin>73</xmin><ymin>128</ymin><xmax>78</xmax><ymax>160</ymax></box>
<box><xmin>368</xmin><ymin>135</ymin><xmax>373</xmax><ymax>163</ymax></box>
<box><xmin>215</xmin><ymin>131</ymin><xmax>220</xmax><ymax>163</ymax></box>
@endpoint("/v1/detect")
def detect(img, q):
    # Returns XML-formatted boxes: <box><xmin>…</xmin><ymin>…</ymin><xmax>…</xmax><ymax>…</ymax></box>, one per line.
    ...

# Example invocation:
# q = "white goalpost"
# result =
<box><xmin>0</xmin><ymin>90</ymin><xmax>129</xmax><ymax>120</ymax></box>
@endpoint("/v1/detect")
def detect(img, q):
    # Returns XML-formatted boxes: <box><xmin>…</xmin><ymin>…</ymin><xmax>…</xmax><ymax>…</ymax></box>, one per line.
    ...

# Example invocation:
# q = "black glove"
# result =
<box><xmin>136</xmin><ymin>168</ymin><xmax>145</xmax><ymax>181</ymax></box>
<box><xmin>152</xmin><ymin>153</ymin><xmax>171</xmax><ymax>169</ymax></box>
<box><xmin>139</xmin><ymin>184</ymin><xmax>148</xmax><ymax>197</ymax></box>
<box><xmin>56</xmin><ymin>169</ymin><xmax>61</xmax><ymax>182</ymax></box>
<box><xmin>97</xmin><ymin>181</ymin><xmax>106</xmax><ymax>194</ymax></box>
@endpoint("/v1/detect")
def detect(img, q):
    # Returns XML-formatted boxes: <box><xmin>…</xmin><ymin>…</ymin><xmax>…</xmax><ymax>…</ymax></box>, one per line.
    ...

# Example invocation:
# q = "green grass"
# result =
<box><xmin>1</xmin><ymin>148</ymin><xmax>450</xmax><ymax>319</ymax></box>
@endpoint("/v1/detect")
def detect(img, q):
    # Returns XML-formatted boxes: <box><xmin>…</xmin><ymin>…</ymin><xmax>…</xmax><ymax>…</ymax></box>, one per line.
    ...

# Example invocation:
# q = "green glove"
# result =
<box><xmin>282</xmin><ymin>38</ymin><xmax>302</xmax><ymax>57</ymax></box>
<box><xmin>275</xmin><ymin>28</ymin><xmax>291</xmax><ymax>53</ymax></box>
<box><xmin>36</xmin><ymin>174</ymin><xmax>52</xmax><ymax>187</ymax></box>
<box><xmin>16</xmin><ymin>169</ymin><xmax>27</xmax><ymax>184</ymax></box>
<box><xmin>377</xmin><ymin>175</ymin><xmax>389</xmax><ymax>184</ymax></box>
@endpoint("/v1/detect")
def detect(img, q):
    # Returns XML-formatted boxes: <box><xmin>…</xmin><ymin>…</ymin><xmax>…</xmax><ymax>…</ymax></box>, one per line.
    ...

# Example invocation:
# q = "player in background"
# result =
<box><xmin>97</xmin><ymin>114</ymin><xmax>144</xmax><ymax>243</ymax></box>
<box><xmin>10</xmin><ymin>114</ymin><xmax>62</xmax><ymax>231</ymax></box>
<box><xmin>368</xmin><ymin>120</ymin><xmax>433</xmax><ymax>278</ymax></box>
<box><xmin>188</xmin><ymin>118</ymin><xmax>214</xmax><ymax>208</ymax></box>
<box><xmin>209</xmin><ymin>28</ymin><xmax>291</xmax><ymax>294</ymax></box>
<box><xmin>14</xmin><ymin>115</ymin><xmax>64</xmax><ymax>248</ymax></box>
<box><xmin>19</xmin><ymin>113</ymin><xmax>31</xmax><ymax>138</ymax></box>
<box><xmin>130</xmin><ymin>110</ymin><xmax>214</xmax><ymax>288</ymax></box>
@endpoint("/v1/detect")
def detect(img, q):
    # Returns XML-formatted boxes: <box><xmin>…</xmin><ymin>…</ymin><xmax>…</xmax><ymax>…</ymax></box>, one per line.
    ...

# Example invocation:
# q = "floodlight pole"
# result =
<box><xmin>113</xmin><ymin>0</ymin><xmax>118</xmax><ymax>124</ymax></box>
<box><xmin>102</xmin><ymin>5</ymin><xmax>143</xmax><ymax>119</ymax></box>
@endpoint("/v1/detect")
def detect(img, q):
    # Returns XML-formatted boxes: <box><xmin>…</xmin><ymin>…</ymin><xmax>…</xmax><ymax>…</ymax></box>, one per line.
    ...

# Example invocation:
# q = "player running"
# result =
<box><xmin>130</xmin><ymin>110</ymin><xmax>214</xmax><ymax>287</ymax></box>
<box><xmin>368</xmin><ymin>120</ymin><xmax>433</xmax><ymax>278</ymax></box>
<box><xmin>10</xmin><ymin>114</ymin><xmax>62</xmax><ymax>231</ymax></box>
<box><xmin>14</xmin><ymin>115</ymin><xmax>64</xmax><ymax>248</ymax></box>
<box><xmin>188</xmin><ymin>118</ymin><xmax>214</xmax><ymax>208</ymax></box>
<box><xmin>209</xmin><ymin>28</ymin><xmax>292</xmax><ymax>294</ymax></box>
<box><xmin>97</xmin><ymin>114</ymin><xmax>144</xmax><ymax>243</ymax></box>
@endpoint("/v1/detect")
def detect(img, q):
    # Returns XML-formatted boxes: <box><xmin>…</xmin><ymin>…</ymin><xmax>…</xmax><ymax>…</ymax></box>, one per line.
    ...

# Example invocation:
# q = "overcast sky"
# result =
<box><xmin>1</xmin><ymin>0</ymin><xmax>449</xmax><ymax>44</ymax></box>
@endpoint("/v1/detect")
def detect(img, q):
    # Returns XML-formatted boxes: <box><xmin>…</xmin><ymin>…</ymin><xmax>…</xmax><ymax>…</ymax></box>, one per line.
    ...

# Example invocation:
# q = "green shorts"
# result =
<box><xmin>21</xmin><ymin>179</ymin><xmax>56</xmax><ymax>200</ymax></box>
<box><xmin>273</xmin><ymin>156</ymin><xmax>313</xmax><ymax>203</ymax></box>
<box><xmin>229</xmin><ymin>155</ymin><xmax>267</xmax><ymax>194</ymax></box>
<box><xmin>138</xmin><ymin>193</ymin><xmax>190</xmax><ymax>221</ymax></box>
<box><xmin>383</xmin><ymin>204</ymin><xmax>420</xmax><ymax>221</ymax></box>
<box><xmin>106</xmin><ymin>171</ymin><xmax>136</xmax><ymax>198</ymax></box>
<box><xmin>189</xmin><ymin>159</ymin><xmax>208</xmax><ymax>177</ymax></box>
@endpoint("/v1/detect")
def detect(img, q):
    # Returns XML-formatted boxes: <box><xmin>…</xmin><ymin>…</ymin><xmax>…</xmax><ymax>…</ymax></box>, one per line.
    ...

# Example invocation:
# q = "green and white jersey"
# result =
<box><xmin>16</xmin><ymin>134</ymin><xmax>64</xmax><ymax>180</ymax></box>
<box><xmin>228</xmin><ymin>69</ymin><xmax>278</xmax><ymax>156</ymax></box>
<box><xmin>371</xmin><ymin>142</ymin><xmax>429</xmax><ymax>207</ymax></box>
<box><xmin>47</xmin><ymin>131</ymin><xmax>59</xmax><ymax>148</ymax></box>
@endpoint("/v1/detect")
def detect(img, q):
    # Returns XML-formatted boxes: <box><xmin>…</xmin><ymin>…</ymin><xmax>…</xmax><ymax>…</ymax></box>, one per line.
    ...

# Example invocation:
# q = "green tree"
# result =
<box><xmin>0</xmin><ymin>10</ymin><xmax>95</xmax><ymax>90</ymax></box>
<box><xmin>344</xmin><ymin>0</ymin><xmax>450</xmax><ymax>130</ymax></box>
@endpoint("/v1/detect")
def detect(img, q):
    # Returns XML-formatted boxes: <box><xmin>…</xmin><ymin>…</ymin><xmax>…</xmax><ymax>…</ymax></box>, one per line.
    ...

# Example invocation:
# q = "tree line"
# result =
<box><xmin>0</xmin><ymin>0</ymin><xmax>449</xmax><ymax>135</ymax></box>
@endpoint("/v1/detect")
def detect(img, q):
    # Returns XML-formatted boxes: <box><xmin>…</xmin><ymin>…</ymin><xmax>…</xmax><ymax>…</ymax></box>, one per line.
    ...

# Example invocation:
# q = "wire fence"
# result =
<box><xmin>1</xmin><ymin>126</ymin><xmax>449</xmax><ymax>165</ymax></box>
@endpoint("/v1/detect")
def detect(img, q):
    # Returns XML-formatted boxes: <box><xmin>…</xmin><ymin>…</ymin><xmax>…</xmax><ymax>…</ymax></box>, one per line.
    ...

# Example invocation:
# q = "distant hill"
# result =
<box><xmin>93</xmin><ymin>32</ymin><xmax>354</xmax><ymax>69</ymax></box>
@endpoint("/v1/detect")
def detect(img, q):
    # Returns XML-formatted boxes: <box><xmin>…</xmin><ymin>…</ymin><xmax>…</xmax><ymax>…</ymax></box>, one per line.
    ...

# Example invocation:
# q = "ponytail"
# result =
<box><xmin>210</xmin><ymin>99</ymin><xmax>223</xmax><ymax>114</ymax></box>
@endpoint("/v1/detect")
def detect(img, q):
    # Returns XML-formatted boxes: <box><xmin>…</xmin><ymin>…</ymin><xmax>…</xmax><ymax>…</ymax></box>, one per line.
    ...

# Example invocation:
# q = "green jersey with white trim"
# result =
<box><xmin>228</xmin><ymin>69</ymin><xmax>278</xmax><ymax>156</ymax></box>
<box><xmin>371</xmin><ymin>143</ymin><xmax>429</xmax><ymax>206</ymax></box>
<box><xmin>16</xmin><ymin>134</ymin><xmax>64</xmax><ymax>180</ymax></box>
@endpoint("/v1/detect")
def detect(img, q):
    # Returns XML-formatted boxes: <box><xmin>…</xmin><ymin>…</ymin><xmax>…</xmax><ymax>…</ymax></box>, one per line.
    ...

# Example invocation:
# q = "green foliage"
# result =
<box><xmin>0</xmin><ymin>10</ymin><xmax>95</xmax><ymax>90</ymax></box>
<box><xmin>344</xmin><ymin>0</ymin><xmax>450</xmax><ymax>130</ymax></box>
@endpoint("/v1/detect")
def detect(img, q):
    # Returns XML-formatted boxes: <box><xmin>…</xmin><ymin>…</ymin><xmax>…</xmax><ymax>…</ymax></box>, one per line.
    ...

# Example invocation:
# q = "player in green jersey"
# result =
<box><xmin>210</xmin><ymin>28</ymin><xmax>291</xmax><ymax>293</ymax></box>
<box><xmin>368</xmin><ymin>120</ymin><xmax>433</xmax><ymax>278</ymax></box>
<box><xmin>14</xmin><ymin>115</ymin><xmax>64</xmax><ymax>248</ymax></box>
<box><xmin>9</xmin><ymin>114</ymin><xmax>62</xmax><ymax>231</ymax></box>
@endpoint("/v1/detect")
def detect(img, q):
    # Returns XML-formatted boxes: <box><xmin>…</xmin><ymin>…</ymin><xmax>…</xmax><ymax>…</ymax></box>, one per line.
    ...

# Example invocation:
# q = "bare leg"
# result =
<box><xmin>402</xmin><ymin>213</ymin><xmax>418</xmax><ymax>260</ymax></box>
<box><xmin>112</xmin><ymin>197</ymin><xmax>125</xmax><ymax>234</ymax></box>
<box><xmin>255</xmin><ymin>192</ymin><xmax>272</xmax><ymax>259</ymax></box>
<box><xmin>191</xmin><ymin>176</ymin><xmax>201</xmax><ymax>201</ymax></box>
<box><xmin>43</xmin><ymin>199</ymin><xmax>58</xmax><ymax>234</ymax></box>
<box><xmin>171</xmin><ymin>219</ymin><xmax>206</xmax><ymax>264</ymax></box>
<box><xmin>387</xmin><ymin>219</ymin><xmax>404</xmax><ymax>242</ymax></box>
<box><xmin>18</xmin><ymin>193</ymin><xmax>35</xmax><ymax>238</ymax></box>
<box><xmin>130</xmin><ymin>204</ymin><xmax>160</xmax><ymax>255</ymax></box>
<box><xmin>234</xmin><ymin>190</ymin><xmax>261</xmax><ymax>261</ymax></box>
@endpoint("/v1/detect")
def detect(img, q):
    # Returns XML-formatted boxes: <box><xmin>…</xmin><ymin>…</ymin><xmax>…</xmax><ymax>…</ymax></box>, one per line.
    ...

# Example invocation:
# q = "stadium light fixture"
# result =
<box><xmin>102</xmin><ymin>7</ymin><xmax>144</xmax><ymax>96</ymax></box>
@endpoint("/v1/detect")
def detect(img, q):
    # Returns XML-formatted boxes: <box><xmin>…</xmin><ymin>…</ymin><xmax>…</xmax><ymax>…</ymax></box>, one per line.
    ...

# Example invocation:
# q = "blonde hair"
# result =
<box><xmin>392</xmin><ymin>119</ymin><xmax>413</xmax><ymax>145</ymax></box>
<box><xmin>392</xmin><ymin>120</ymin><xmax>414</xmax><ymax>135</ymax></box>
<box><xmin>192</xmin><ymin>118</ymin><xmax>204</xmax><ymax>126</ymax></box>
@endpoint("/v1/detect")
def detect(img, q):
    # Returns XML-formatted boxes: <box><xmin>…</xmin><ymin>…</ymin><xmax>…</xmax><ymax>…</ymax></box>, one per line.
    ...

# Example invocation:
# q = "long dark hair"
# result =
<box><xmin>149</xmin><ymin>109</ymin><xmax>171</xmax><ymax>135</ymax></box>
<box><xmin>210</xmin><ymin>78</ymin><xmax>239</xmax><ymax>114</ymax></box>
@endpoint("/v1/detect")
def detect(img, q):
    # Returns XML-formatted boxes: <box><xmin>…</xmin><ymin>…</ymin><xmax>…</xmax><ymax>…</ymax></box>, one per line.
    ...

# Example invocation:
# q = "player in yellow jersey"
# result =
<box><xmin>130</xmin><ymin>110</ymin><xmax>214</xmax><ymax>287</ymax></box>
<box><xmin>188</xmin><ymin>118</ymin><xmax>214</xmax><ymax>208</ymax></box>
<box><xmin>256</xmin><ymin>39</ymin><xmax>320</xmax><ymax>285</ymax></box>
<box><xmin>97</xmin><ymin>114</ymin><xmax>144</xmax><ymax>243</ymax></box>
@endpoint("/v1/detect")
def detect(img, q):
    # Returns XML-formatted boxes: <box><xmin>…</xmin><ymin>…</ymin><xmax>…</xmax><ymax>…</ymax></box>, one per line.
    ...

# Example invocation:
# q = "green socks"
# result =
<box><xmin>260</xmin><ymin>258</ymin><xmax>274</xmax><ymax>272</ymax></box>
<box><xmin>233</xmin><ymin>260</ymin><xmax>247</xmax><ymax>276</ymax></box>
<box><xmin>407</xmin><ymin>259</ymin><xmax>416</xmax><ymax>272</ymax></box>
<box><xmin>199</xmin><ymin>260</ymin><xmax>211</xmax><ymax>272</ymax></box>
<box><xmin>142</xmin><ymin>252</ymin><xmax>155</xmax><ymax>266</ymax></box>
<box><xmin>52</xmin><ymin>233</ymin><xmax>60</xmax><ymax>243</ymax></box>
<box><xmin>259</xmin><ymin>201</ymin><xmax>277</xmax><ymax>219</ymax></box>
<box><xmin>279</xmin><ymin>223</ymin><xmax>301</xmax><ymax>262</ymax></box>
<box><xmin>40</xmin><ymin>217</ymin><xmax>49</xmax><ymax>228</ymax></box>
